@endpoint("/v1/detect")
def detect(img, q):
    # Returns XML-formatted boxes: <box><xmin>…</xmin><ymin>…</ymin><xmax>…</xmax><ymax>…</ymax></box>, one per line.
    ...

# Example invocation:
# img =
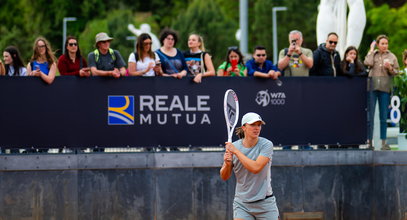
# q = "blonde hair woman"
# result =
<box><xmin>27</xmin><ymin>37</ymin><xmax>57</xmax><ymax>84</ymax></box>
<box><xmin>183</xmin><ymin>34</ymin><xmax>215</xmax><ymax>83</ymax></box>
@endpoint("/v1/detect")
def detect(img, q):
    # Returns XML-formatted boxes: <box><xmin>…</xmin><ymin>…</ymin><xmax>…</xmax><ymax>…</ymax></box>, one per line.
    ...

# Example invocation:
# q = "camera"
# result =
<box><xmin>291</xmin><ymin>39</ymin><xmax>296</xmax><ymax>46</ymax></box>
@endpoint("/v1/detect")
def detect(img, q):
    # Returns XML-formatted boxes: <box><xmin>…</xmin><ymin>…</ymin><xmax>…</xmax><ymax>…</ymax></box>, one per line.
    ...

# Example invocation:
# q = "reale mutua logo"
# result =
<box><xmin>108</xmin><ymin>95</ymin><xmax>135</xmax><ymax>125</ymax></box>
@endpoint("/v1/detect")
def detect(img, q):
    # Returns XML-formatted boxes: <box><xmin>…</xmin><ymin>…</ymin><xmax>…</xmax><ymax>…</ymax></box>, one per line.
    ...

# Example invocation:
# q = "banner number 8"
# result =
<box><xmin>390</xmin><ymin>96</ymin><xmax>401</xmax><ymax>124</ymax></box>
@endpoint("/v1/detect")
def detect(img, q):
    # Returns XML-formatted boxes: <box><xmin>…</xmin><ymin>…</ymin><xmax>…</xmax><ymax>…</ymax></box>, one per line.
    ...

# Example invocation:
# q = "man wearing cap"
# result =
<box><xmin>220</xmin><ymin>112</ymin><xmax>279</xmax><ymax>220</ymax></box>
<box><xmin>87</xmin><ymin>32</ymin><xmax>126</xmax><ymax>78</ymax></box>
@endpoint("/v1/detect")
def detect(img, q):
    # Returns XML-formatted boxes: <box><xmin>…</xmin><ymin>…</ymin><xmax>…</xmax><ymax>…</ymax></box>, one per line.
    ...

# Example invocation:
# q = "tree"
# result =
<box><xmin>251</xmin><ymin>0</ymin><xmax>319</xmax><ymax>61</ymax></box>
<box><xmin>150</xmin><ymin>0</ymin><xmax>192</xmax><ymax>28</ymax></box>
<box><xmin>365</xmin><ymin>2</ymin><xmax>407</xmax><ymax>64</ymax></box>
<box><xmin>172</xmin><ymin>0</ymin><xmax>238</xmax><ymax>67</ymax></box>
<box><xmin>79</xmin><ymin>9</ymin><xmax>134</xmax><ymax>60</ymax></box>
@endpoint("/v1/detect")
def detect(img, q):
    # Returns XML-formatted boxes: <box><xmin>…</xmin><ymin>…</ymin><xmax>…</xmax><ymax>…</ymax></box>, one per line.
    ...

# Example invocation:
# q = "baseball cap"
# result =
<box><xmin>241</xmin><ymin>112</ymin><xmax>266</xmax><ymax>126</ymax></box>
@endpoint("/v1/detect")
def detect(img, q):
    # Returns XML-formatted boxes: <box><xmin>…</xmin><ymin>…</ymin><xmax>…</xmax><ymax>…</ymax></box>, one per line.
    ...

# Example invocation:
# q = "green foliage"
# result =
<box><xmin>393</xmin><ymin>72</ymin><xmax>407</xmax><ymax>133</ymax></box>
<box><xmin>214</xmin><ymin>0</ymin><xmax>239</xmax><ymax>22</ymax></box>
<box><xmin>172</xmin><ymin>0</ymin><xmax>238</xmax><ymax>67</ymax></box>
<box><xmin>106</xmin><ymin>10</ymin><xmax>134</xmax><ymax>60</ymax></box>
<box><xmin>0</xmin><ymin>26</ymin><xmax>32</xmax><ymax>64</ymax></box>
<box><xmin>358</xmin><ymin>0</ymin><xmax>376</xmax><ymax>59</ymax></box>
<box><xmin>0</xmin><ymin>0</ymin><xmax>406</xmax><ymax>73</ymax></box>
<box><xmin>79</xmin><ymin>19</ymin><xmax>109</xmax><ymax>58</ymax></box>
<box><xmin>79</xmin><ymin>9</ymin><xmax>134</xmax><ymax>61</ymax></box>
<box><xmin>133</xmin><ymin>12</ymin><xmax>161</xmax><ymax>35</ymax></box>
<box><xmin>150</xmin><ymin>0</ymin><xmax>192</xmax><ymax>28</ymax></box>
<box><xmin>366</xmin><ymin>3</ymin><xmax>407</xmax><ymax>65</ymax></box>
<box><xmin>252</xmin><ymin>0</ymin><xmax>319</xmax><ymax>61</ymax></box>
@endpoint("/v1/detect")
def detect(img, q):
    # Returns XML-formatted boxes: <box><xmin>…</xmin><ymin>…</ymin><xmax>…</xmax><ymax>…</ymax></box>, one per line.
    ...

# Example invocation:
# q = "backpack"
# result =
<box><xmin>94</xmin><ymin>48</ymin><xmax>116</xmax><ymax>63</ymax></box>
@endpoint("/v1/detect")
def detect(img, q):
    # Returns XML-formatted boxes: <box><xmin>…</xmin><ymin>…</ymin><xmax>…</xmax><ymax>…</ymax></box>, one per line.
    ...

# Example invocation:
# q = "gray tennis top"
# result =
<box><xmin>232</xmin><ymin>137</ymin><xmax>274</xmax><ymax>202</ymax></box>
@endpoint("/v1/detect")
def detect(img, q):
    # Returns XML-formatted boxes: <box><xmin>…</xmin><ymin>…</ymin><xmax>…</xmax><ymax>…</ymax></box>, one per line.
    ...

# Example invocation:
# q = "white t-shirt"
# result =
<box><xmin>7</xmin><ymin>66</ymin><xmax>27</xmax><ymax>76</ymax></box>
<box><xmin>128</xmin><ymin>52</ymin><xmax>160</xmax><ymax>77</ymax></box>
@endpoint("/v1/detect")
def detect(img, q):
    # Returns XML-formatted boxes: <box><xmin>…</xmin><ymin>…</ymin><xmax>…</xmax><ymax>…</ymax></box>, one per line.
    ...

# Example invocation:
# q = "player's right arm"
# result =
<box><xmin>220</xmin><ymin>151</ymin><xmax>233</xmax><ymax>181</ymax></box>
<box><xmin>226</xmin><ymin>142</ymin><xmax>270</xmax><ymax>174</ymax></box>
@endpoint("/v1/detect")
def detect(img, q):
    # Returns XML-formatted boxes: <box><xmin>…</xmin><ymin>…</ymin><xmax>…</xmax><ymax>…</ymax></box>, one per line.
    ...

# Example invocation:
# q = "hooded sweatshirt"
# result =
<box><xmin>310</xmin><ymin>43</ymin><xmax>342</xmax><ymax>76</ymax></box>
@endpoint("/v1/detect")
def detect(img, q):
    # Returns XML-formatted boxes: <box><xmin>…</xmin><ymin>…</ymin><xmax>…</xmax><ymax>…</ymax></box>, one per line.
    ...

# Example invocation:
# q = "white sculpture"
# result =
<box><xmin>316</xmin><ymin>0</ymin><xmax>366</xmax><ymax>57</ymax></box>
<box><xmin>128</xmin><ymin>23</ymin><xmax>161</xmax><ymax>51</ymax></box>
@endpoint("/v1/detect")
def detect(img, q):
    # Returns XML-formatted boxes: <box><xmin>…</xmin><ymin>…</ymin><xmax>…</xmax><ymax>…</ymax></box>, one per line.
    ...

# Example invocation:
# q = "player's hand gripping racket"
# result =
<box><xmin>224</xmin><ymin>89</ymin><xmax>239</xmax><ymax>143</ymax></box>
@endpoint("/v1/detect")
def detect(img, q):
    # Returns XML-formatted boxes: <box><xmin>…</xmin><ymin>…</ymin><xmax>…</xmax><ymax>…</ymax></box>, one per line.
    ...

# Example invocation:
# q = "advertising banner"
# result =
<box><xmin>0</xmin><ymin>76</ymin><xmax>367</xmax><ymax>148</ymax></box>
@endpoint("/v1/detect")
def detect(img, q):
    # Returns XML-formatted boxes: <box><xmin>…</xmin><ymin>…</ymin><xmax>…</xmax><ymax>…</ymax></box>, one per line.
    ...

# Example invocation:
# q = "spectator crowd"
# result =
<box><xmin>1</xmin><ymin>28</ymin><xmax>406</xmax><ymax>151</ymax></box>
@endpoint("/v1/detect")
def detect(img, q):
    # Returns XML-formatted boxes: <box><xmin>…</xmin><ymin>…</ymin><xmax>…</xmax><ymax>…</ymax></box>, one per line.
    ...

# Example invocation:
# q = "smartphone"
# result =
<box><xmin>231</xmin><ymin>59</ymin><xmax>238</xmax><ymax>71</ymax></box>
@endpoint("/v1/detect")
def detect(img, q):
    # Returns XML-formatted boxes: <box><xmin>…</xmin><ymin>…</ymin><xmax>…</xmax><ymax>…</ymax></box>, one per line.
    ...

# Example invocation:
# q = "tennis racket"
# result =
<box><xmin>224</xmin><ymin>89</ymin><xmax>239</xmax><ymax>143</ymax></box>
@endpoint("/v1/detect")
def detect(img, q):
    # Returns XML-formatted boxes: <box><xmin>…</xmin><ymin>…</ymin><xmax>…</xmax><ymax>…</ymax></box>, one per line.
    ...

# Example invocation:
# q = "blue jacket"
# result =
<box><xmin>246</xmin><ymin>59</ymin><xmax>279</xmax><ymax>76</ymax></box>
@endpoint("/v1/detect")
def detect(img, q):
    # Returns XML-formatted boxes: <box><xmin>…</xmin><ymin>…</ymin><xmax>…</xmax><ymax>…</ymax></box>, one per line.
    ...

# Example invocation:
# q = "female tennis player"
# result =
<box><xmin>220</xmin><ymin>112</ymin><xmax>279</xmax><ymax>220</ymax></box>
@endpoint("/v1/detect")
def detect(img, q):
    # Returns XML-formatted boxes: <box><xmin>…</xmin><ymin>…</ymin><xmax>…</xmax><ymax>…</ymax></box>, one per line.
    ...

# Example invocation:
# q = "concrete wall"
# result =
<box><xmin>0</xmin><ymin>151</ymin><xmax>406</xmax><ymax>220</ymax></box>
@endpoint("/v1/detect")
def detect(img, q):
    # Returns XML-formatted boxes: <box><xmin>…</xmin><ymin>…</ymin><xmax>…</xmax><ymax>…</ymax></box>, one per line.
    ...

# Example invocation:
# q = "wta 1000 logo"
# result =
<box><xmin>255</xmin><ymin>90</ymin><xmax>286</xmax><ymax>107</ymax></box>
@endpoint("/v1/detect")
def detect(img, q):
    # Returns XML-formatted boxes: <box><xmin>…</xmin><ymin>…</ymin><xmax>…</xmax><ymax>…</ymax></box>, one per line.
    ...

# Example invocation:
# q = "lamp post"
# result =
<box><xmin>239</xmin><ymin>0</ymin><xmax>248</xmax><ymax>56</ymax></box>
<box><xmin>62</xmin><ymin>17</ymin><xmax>77</xmax><ymax>54</ymax></box>
<box><xmin>272</xmin><ymin>7</ymin><xmax>287</xmax><ymax>64</ymax></box>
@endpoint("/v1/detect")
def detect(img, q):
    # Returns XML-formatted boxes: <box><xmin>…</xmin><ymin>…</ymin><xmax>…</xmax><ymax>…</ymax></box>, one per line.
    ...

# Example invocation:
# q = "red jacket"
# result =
<box><xmin>57</xmin><ymin>54</ymin><xmax>87</xmax><ymax>76</ymax></box>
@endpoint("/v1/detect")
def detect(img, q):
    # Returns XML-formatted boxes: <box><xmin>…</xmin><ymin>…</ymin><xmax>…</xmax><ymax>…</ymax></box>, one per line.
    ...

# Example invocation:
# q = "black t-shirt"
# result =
<box><xmin>183</xmin><ymin>51</ymin><xmax>207</xmax><ymax>75</ymax></box>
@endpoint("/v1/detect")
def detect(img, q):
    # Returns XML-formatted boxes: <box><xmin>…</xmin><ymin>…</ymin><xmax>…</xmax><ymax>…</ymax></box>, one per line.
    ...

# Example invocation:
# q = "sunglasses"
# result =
<box><xmin>256</xmin><ymin>54</ymin><xmax>266</xmax><ymax>57</ymax></box>
<box><xmin>228</xmin><ymin>46</ymin><xmax>238</xmax><ymax>50</ymax></box>
<box><xmin>68</xmin><ymin>43</ymin><xmax>78</xmax><ymax>47</ymax></box>
<box><xmin>143</xmin><ymin>42</ymin><xmax>152</xmax><ymax>46</ymax></box>
<box><xmin>329</xmin><ymin>41</ymin><xmax>338</xmax><ymax>45</ymax></box>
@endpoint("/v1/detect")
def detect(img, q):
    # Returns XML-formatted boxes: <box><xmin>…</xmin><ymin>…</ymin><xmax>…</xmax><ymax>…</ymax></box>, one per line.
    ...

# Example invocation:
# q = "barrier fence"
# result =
<box><xmin>0</xmin><ymin>76</ymin><xmax>367</xmax><ymax>148</ymax></box>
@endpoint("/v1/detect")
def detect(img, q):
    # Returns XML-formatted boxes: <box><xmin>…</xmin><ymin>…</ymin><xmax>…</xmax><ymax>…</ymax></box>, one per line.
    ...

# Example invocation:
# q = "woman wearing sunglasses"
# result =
<box><xmin>128</xmin><ymin>33</ymin><xmax>160</xmax><ymax>77</ymax></box>
<box><xmin>58</xmin><ymin>36</ymin><xmax>90</xmax><ymax>76</ymax></box>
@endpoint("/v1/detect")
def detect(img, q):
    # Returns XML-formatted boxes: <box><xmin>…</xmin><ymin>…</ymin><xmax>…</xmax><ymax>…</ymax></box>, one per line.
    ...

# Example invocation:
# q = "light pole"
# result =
<box><xmin>272</xmin><ymin>7</ymin><xmax>287</xmax><ymax>64</ymax></box>
<box><xmin>62</xmin><ymin>17</ymin><xmax>77</xmax><ymax>54</ymax></box>
<box><xmin>239</xmin><ymin>0</ymin><xmax>248</xmax><ymax>56</ymax></box>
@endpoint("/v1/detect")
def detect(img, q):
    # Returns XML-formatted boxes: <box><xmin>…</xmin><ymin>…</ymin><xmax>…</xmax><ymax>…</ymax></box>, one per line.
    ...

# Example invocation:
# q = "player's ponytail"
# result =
<box><xmin>235</xmin><ymin>127</ymin><xmax>245</xmax><ymax>139</ymax></box>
